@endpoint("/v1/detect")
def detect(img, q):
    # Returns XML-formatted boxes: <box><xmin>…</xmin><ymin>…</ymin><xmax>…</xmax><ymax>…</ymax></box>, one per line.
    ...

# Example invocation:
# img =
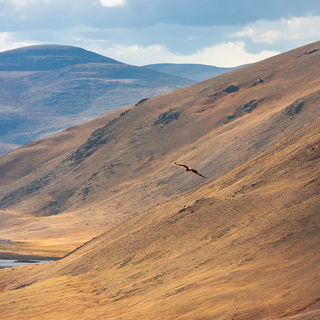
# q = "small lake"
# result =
<box><xmin>0</xmin><ymin>259</ymin><xmax>55</xmax><ymax>269</ymax></box>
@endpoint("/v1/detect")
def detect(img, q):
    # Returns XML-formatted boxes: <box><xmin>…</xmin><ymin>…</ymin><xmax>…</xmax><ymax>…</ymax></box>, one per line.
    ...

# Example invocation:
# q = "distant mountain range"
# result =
<box><xmin>0</xmin><ymin>45</ymin><xmax>198</xmax><ymax>155</ymax></box>
<box><xmin>143</xmin><ymin>63</ymin><xmax>242</xmax><ymax>82</ymax></box>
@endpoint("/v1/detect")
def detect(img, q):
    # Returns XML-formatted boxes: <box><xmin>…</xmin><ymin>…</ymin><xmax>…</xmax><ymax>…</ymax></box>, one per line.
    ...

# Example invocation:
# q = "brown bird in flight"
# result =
<box><xmin>174</xmin><ymin>162</ymin><xmax>206</xmax><ymax>178</ymax></box>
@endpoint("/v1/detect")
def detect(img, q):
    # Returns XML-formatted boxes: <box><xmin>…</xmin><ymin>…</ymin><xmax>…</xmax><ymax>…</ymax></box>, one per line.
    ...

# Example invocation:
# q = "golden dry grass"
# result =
<box><xmin>1</xmin><ymin>102</ymin><xmax>320</xmax><ymax>319</ymax></box>
<box><xmin>0</xmin><ymin>42</ymin><xmax>320</xmax><ymax>319</ymax></box>
<box><xmin>2</xmin><ymin>41</ymin><xmax>320</xmax><ymax>256</ymax></box>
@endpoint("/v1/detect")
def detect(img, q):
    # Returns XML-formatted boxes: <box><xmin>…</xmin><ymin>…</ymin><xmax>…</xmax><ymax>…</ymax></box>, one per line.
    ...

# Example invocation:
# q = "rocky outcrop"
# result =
<box><xmin>283</xmin><ymin>99</ymin><xmax>304</xmax><ymax>117</ymax></box>
<box><xmin>251</xmin><ymin>78</ymin><xmax>264</xmax><ymax>87</ymax></box>
<box><xmin>242</xmin><ymin>99</ymin><xmax>258</xmax><ymax>113</ymax></box>
<box><xmin>153</xmin><ymin>109</ymin><xmax>180</xmax><ymax>126</ymax></box>
<box><xmin>223</xmin><ymin>84</ymin><xmax>239</xmax><ymax>93</ymax></box>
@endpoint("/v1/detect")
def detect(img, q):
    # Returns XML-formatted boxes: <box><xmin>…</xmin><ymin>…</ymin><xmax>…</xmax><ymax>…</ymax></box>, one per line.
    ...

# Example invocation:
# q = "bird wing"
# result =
<box><xmin>175</xmin><ymin>162</ymin><xmax>206</xmax><ymax>178</ymax></box>
<box><xmin>174</xmin><ymin>162</ymin><xmax>189</xmax><ymax>170</ymax></box>
<box><xmin>191</xmin><ymin>169</ymin><xmax>206</xmax><ymax>178</ymax></box>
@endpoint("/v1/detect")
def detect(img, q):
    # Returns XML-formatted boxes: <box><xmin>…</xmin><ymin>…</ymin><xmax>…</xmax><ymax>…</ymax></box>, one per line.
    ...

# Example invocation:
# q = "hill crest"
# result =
<box><xmin>0</xmin><ymin>44</ymin><xmax>123</xmax><ymax>71</ymax></box>
<box><xmin>143</xmin><ymin>62</ymin><xmax>242</xmax><ymax>82</ymax></box>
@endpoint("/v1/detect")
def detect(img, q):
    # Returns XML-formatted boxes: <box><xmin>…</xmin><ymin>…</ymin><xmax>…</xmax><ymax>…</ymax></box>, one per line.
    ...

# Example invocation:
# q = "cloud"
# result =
<box><xmin>10</xmin><ymin>0</ymin><xmax>50</xmax><ymax>9</ymax></box>
<box><xmin>99</xmin><ymin>41</ymin><xmax>279</xmax><ymax>67</ymax></box>
<box><xmin>233</xmin><ymin>15</ymin><xmax>320</xmax><ymax>44</ymax></box>
<box><xmin>0</xmin><ymin>32</ymin><xmax>37</xmax><ymax>52</ymax></box>
<box><xmin>190</xmin><ymin>42</ymin><xmax>279</xmax><ymax>67</ymax></box>
<box><xmin>99</xmin><ymin>0</ymin><xmax>126</xmax><ymax>7</ymax></box>
<box><xmin>0</xmin><ymin>1</ymin><xmax>317</xmax><ymax>68</ymax></box>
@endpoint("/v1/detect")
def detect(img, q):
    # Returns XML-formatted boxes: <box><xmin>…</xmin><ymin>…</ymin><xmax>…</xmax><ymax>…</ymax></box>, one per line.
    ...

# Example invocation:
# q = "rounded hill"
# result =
<box><xmin>0</xmin><ymin>44</ymin><xmax>123</xmax><ymax>71</ymax></box>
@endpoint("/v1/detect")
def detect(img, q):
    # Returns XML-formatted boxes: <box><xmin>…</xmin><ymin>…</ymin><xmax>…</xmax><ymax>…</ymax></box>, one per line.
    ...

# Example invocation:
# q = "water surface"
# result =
<box><xmin>0</xmin><ymin>259</ymin><xmax>54</xmax><ymax>268</ymax></box>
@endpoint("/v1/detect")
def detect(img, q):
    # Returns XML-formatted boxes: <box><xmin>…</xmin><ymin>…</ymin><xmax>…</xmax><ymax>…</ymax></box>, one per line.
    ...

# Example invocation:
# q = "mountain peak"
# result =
<box><xmin>0</xmin><ymin>44</ymin><xmax>123</xmax><ymax>71</ymax></box>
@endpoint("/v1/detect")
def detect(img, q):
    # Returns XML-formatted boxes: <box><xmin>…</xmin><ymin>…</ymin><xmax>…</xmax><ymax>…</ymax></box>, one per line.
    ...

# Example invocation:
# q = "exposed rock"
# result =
<box><xmin>65</xmin><ymin>112</ymin><xmax>129</xmax><ymax>164</ymax></box>
<box><xmin>223</xmin><ymin>114</ymin><xmax>236</xmax><ymax>124</ymax></box>
<box><xmin>67</xmin><ymin>128</ymin><xmax>111</xmax><ymax>163</ymax></box>
<box><xmin>135</xmin><ymin>98</ymin><xmax>149</xmax><ymax>106</ymax></box>
<box><xmin>153</xmin><ymin>109</ymin><xmax>180</xmax><ymax>126</ymax></box>
<box><xmin>242</xmin><ymin>99</ymin><xmax>258</xmax><ymax>113</ymax></box>
<box><xmin>284</xmin><ymin>100</ymin><xmax>304</xmax><ymax>117</ymax></box>
<box><xmin>251</xmin><ymin>78</ymin><xmax>264</xmax><ymax>87</ymax></box>
<box><xmin>119</xmin><ymin>109</ymin><xmax>130</xmax><ymax>117</ymax></box>
<box><xmin>223</xmin><ymin>84</ymin><xmax>239</xmax><ymax>93</ymax></box>
<box><xmin>223</xmin><ymin>99</ymin><xmax>258</xmax><ymax>124</ymax></box>
<box><xmin>305</xmin><ymin>49</ymin><xmax>318</xmax><ymax>55</ymax></box>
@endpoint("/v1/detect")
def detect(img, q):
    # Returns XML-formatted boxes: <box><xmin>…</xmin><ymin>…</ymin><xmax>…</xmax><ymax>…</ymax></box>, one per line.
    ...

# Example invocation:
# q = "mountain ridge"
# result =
<box><xmin>143</xmin><ymin>62</ymin><xmax>242</xmax><ymax>82</ymax></box>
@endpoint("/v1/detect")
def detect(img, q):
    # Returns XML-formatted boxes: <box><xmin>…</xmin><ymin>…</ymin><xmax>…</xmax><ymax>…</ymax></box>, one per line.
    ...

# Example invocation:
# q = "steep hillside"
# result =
<box><xmin>0</xmin><ymin>108</ymin><xmax>320</xmax><ymax>319</ymax></box>
<box><xmin>143</xmin><ymin>62</ymin><xmax>241</xmax><ymax>82</ymax></box>
<box><xmin>0</xmin><ymin>45</ymin><xmax>194</xmax><ymax>155</ymax></box>
<box><xmin>0</xmin><ymin>41</ymin><xmax>320</xmax><ymax>258</ymax></box>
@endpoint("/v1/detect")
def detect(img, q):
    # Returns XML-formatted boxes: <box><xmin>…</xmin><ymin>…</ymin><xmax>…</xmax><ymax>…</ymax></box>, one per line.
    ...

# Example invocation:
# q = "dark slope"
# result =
<box><xmin>143</xmin><ymin>62</ymin><xmax>241</xmax><ymax>82</ymax></box>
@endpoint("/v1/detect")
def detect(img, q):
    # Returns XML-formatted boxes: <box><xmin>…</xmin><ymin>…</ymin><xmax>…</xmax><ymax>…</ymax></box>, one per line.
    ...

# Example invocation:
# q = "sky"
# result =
<box><xmin>1</xmin><ymin>0</ymin><xmax>320</xmax><ymax>67</ymax></box>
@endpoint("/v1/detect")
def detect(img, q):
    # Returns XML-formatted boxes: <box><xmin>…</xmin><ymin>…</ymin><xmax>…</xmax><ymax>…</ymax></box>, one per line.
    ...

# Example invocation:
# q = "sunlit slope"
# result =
<box><xmin>1</xmin><ymin>113</ymin><xmax>320</xmax><ymax>319</ymax></box>
<box><xmin>1</xmin><ymin>41</ymin><xmax>320</xmax><ymax>255</ymax></box>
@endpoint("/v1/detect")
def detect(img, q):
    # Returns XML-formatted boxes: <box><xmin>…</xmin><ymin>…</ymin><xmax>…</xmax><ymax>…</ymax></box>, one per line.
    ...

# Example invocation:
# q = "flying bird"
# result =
<box><xmin>174</xmin><ymin>162</ymin><xmax>206</xmax><ymax>178</ymax></box>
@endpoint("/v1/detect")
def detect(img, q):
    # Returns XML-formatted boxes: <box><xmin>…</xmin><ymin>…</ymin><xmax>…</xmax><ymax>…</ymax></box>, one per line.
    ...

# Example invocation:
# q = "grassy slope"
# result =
<box><xmin>0</xmin><ymin>117</ymin><xmax>320</xmax><ymax>319</ymax></box>
<box><xmin>0</xmin><ymin>42</ymin><xmax>320</xmax><ymax>319</ymax></box>
<box><xmin>1</xmin><ymin>42</ymin><xmax>320</xmax><ymax>257</ymax></box>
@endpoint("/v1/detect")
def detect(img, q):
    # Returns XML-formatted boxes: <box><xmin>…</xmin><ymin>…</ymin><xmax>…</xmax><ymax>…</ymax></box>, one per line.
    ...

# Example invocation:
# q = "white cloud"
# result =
<box><xmin>190</xmin><ymin>42</ymin><xmax>279</xmax><ymax>67</ymax></box>
<box><xmin>99</xmin><ymin>0</ymin><xmax>126</xmax><ymax>7</ymax></box>
<box><xmin>233</xmin><ymin>16</ymin><xmax>320</xmax><ymax>44</ymax></box>
<box><xmin>10</xmin><ymin>0</ymin><xmax>50</xmax><ymax>9</ymax></box>
<box><xmin>0</xmin><ymin>32</ymin><xmax>36</xmax><ymax>52</ymax></box>
<box><xmin>98</xmin><ymin>41</ymin><xmax>279</xmax><ymax>67</ymax></box>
